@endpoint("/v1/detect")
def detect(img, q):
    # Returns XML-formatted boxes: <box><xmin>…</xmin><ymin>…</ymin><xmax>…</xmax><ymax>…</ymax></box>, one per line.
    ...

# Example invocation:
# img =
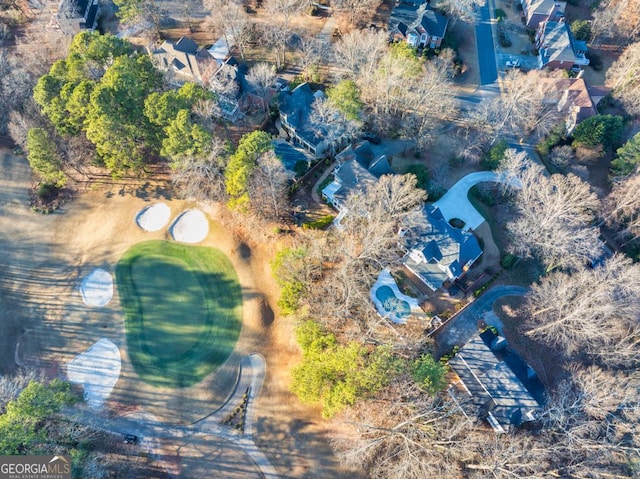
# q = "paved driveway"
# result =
<box><xmin>435</xmin><ymin>285</ymin><xmax>528</xmax><ymax>356</ymax></box>
<box><xmin>475</xmin><ymin>3</ymin><xmax>498</xmax><ymax>85</ymax></box>
<box><xmin>433</xmin><ymin>171</ymin><xmax>500</xmax><ymax>231</ymax></box>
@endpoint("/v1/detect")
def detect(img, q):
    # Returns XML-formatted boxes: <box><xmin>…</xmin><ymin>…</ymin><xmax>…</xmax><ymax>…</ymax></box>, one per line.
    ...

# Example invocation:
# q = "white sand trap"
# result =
<box><xmin>169</xmin><ymin>209</ymin><xmax>210</xmax><ymax>243</ymax></box>
<box><xmin>80</xmin><ymin>268</ymin><xmax>113</xmax><ymax>307</ymax></box>
<box><xmin>136</xmin><ymin>202</ymin><xmax>171</xmax><ymax>232</ymax></box>
<box><xmin>66</xmin><ymin>339</ymin><xmax>121</xmax><ymax>410</ymax></box>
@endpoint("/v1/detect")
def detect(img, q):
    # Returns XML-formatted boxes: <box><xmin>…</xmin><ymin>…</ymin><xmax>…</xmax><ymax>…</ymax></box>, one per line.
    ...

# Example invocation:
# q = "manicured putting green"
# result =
<box><xmin>116</xmin><ymin>240</ymin><xmax>242</xmax><ymax>388</ymax></box>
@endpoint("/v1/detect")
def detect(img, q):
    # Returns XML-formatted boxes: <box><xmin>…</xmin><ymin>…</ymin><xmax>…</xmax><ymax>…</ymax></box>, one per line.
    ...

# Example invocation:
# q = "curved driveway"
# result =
<box><xmin>435</xmin><ymin>285</ymin><xmax>528</xmax><ymax>356</ymax></box>
<box><xmin>433</xmin><ymin>171</ymin><xmax>500</xmax><ymax>231</ymax></box>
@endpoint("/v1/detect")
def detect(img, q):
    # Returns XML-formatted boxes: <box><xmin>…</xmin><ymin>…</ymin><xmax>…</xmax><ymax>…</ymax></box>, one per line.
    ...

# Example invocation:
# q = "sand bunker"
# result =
<box><xmin>66</xmin><ymin>339</ymin><xmax>121</xmax><ymax>409</ymax></box>
<box><xmin>170</xmin><ymin>209</ymin><xmax>209</xmax><ymax>243</ymax></box>
<box><xmin>80</xmin><ymin>268</ymin><xmax>113</xmax><ymax>307</ymax></box>
<box><xmin>136</xmin><ymin>202</ymin><xmax>171</xmax><ymax>232</ymax></box>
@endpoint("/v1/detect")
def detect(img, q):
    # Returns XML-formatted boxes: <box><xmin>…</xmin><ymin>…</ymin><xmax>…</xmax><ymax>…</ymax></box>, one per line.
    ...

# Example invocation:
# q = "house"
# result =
<box><xmin>279</xmin><ymin>83</ymin><xmax>348</xmax><ymax>159</ymax></box>
<box><xmin>449</xmin><ymin>330</ymin><xmax>543</xmax><ymax>433</ymax></box>
<box><xmin>209</xmin><ymin>57</ymin><xmax>243</xmax><ymax>121</ymax></box>
<box><xmin>53</xmin><ymin>0</ymin><xmax>99</xmax><ymax>36</ymax></box>
<box><xmin>321</xmin><ymin>142</ymin><xmax>393</xmax><ymax>212</ymax></box>
<box><xmin>272</xmin><ymin>140</ymin><xmax>312</xmax><ymax>176</ymax></box>
<box><xmin>150</xmin><ymin>37</ymin><xmax>217</xmax><ymax>86</ymax></box>
<box><xmin>520</xmin><ymin>0</ymin><xmax>565</xmax><ymax>28</ymax></box>
<box><xmin>550</xmin><ymin>75</ymin><xmax>608</xmax><ymax>134</ymax></box>
<box><xmin>388</xmin><ymin>4</ymin><xmax>449</xmax><ymax>49</ymax></box>
<box><xmin>402</xmin><ymin>206</ymin><xmax>482</xmax><ymax>291</ymax></box>
<box><xmin>536</xmin><ymin>20</ymin><xmax>589</xmax><ymax>70</ymax></box>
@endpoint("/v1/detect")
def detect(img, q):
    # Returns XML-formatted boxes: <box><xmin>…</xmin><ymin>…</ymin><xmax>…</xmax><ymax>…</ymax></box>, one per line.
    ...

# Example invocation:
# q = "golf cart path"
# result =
<box><xmin>68</xmin><ymin>353</ymin><xmax>277</xmax><ymax>478</ymax></box>
<box><xmin>433</xmin><ymin>171</ymin><xmax>501</xmax><ymax>231</ymax></box>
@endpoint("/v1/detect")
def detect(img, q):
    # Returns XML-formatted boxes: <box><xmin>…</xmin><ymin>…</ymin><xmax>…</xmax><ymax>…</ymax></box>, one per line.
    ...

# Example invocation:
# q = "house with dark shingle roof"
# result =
<box><xmin>322</xmin><ymin>141</ymin><xmax>393</xmax><ymax>212</ymax></box>
<box><xmin>536</xmin><ymin>20</ymin><xmax>589</xmax><ymax>70</ymax></box>
<box><xmin>548</xmin><ymin>75</ymin><xmax>608</xmax><ymax>134</ymax></box>
<box><xmin>449</xmin><ymin>330</ymin><xmax>543</xmax><ymax>433</ymax></box>
<box><xmin>54</xmin><ymin>0</ymin><xmax>100</xmax><ymax>36</ymax></box>
<box><xmin>279</xmin><ymin>83</ymin><xmax>347</xmax><ymax>159</ymax></box>
<box><xmin>388</xmin><ymin>4</ymin><xmax>449</xmax><ymax>49</ymax></box>
<box><xmin>402</xmin><ymin>205</ymin><xmax>482</xmax><ymax>291</ymax></box>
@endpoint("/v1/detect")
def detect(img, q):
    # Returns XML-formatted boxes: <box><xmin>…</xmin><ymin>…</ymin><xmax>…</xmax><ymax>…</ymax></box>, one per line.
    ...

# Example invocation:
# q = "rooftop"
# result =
<box><xmin>449</xmin><ymin>330</ymin><xmax>543</xmax><ymax>433</ymax></box>
<box><xmin>389</xmin><ymin>5</ymin><xmax>449</xmax><ymax>39</ymax></box>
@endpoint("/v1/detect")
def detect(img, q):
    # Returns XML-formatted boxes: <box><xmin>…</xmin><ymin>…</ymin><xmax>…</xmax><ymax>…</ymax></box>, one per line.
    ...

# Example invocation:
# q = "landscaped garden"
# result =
<box><xmin>116</xmin><ymin>240</ymin><xmax>242</xmax><ymax>388</ymax></box>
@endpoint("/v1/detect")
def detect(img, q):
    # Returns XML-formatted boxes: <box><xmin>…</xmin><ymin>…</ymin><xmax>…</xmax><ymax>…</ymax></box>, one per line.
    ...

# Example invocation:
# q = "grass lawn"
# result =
<box><xmin>116</xmin><ymin>240</ymin><xmax>242</xmax><ymax>388</ymax></box>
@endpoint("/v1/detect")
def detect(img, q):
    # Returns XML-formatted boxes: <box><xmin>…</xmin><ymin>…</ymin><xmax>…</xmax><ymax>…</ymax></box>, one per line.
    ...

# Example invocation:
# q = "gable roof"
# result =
<box><xmin>388</xmin><ymin>5</ymin><xmax>448</xmax><ymax>39</ymax></box>
<box><xmin>327</xmin><ymin>141</ymin><xmax>393</xmax><ymax>205</ymax></box>
<box><xmin>538</xmin><ymin>21</ymin><xmax>581</xmax><ymax>66</ymax></box>
<box><xmin>151</xmin><ymin>37</ymin><xmax>215</xmax><ymax>84</ymax></box>
<box><xmin>524</xmin><ymin>0</ymin><xmax>565</xmax><ymax>23</ymax></box>
<box><xmin>278</xmin><ymin>83</ymin><xmax>329</xmax><ymax>147</ymax></box>
<box><xmin>449</xmin><ymin>330</ymin><xmax>542</xmax><ymax>433</ymax></box>
<box><xmin>403</xmin><ymin>206</ymin><xmax>482</xmax><ymax>290</ymax></box>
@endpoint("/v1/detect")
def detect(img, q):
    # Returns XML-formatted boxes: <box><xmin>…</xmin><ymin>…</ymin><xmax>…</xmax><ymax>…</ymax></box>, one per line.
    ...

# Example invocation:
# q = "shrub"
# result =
<box><xmin>482</xmin><ymin>139</ymin><xmax>508</xmax><ymax>170</ymax></box>
<box><xmin>294</xmin><ymin>160</ymin><xmax>308</xmax><ymax>177</ymax></box>
<box><xmin>572</xmin><ymin>114</ymin><xmax>624</xmax><ymax>149</ymax></box>
<box><xmin>501</xmin><ymin>253</ymin><xmax>519</xmax><ymax>269</ymax></box>
<box><xmin>412</xmin><ymin>354</ymin><xmax>448</xmax><ymax>395</ymax></box>
<box><xmin>495</xmin><ymin>8</ymin><xmax>507</xmax><ymax>20</ymax></box>
<box><xmin>405</xmin><ymin>164</ymin><xmax>430</xmax><ymax>190</ymax></box>
<box><xmin>571</xmin><ymin>19</ymin><xmax>591</xmax><ymax>41</ymax></box>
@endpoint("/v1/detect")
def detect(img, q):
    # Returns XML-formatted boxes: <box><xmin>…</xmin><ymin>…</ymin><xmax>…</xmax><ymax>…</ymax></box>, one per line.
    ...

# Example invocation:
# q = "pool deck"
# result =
<box><xmin>370</xmin><ymin>268</ymin><xmax>423</xmax><ymax>324</ymax></box>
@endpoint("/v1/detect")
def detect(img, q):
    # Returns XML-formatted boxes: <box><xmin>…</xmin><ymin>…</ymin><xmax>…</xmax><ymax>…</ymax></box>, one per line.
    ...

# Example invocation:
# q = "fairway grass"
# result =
<box><xmin>116</xmin><ymin>240</ymin><xmax>242</xmax><ymax>388</ymax></box>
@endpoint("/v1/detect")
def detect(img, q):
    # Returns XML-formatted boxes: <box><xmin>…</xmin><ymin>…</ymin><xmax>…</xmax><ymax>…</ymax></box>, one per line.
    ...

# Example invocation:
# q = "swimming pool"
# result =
<box><xmin>375</xmin><ymin>286</ymin><xmax>411</xmax><ymax>318</ymax></box>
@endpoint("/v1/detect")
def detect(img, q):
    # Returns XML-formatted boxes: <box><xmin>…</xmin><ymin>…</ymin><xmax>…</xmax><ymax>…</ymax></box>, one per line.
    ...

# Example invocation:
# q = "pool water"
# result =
<box><xmin>375</xmin><ymin>286</ymin><xmax>411</xmax><ymax>317</ymax></box>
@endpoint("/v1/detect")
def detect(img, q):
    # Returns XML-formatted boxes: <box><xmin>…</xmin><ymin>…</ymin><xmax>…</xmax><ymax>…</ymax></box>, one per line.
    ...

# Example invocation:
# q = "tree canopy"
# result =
<box><xmin>26</xmin><ymin>128</ymin><xmax>66</xmax><ymax>187</ymax></box>
<box><xmin>326</xmin><ymin>80</ymin><xmax>363</xmax><ymax>121</ymax></box>
<box><xmin>224</xmin><ymin>130</ymin><xmax>273</xmax><ymax>209</ymax></box>
<box><xmin>572</xmin><ymin>114</ymin><xmax>624</xmax><ymax>149</ymax></box>
<box><xmin>611</xmin><ymin>131</ymin><xmax>640</xmax><ymax>178</ymax></box>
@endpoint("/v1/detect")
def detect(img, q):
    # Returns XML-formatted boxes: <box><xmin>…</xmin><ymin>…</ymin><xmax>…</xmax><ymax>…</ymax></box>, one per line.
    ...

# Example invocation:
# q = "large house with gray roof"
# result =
<box><xmin>53</xmin><ymin>0</ymin><xmax>99</xmax><ymax>36</ymax></box>
<box><xmin>150</xmin><ymin>37</ymin><xmax>217</xmax><ymax>86</ymax></box>
<box><xmin>449</xmin><ymin>330</ymin><xmax>543</xmax><ymax>433</ymax></box>
<box><xmin>322</xmin><ymin>141</ymin><xmax>393</xmax><ymax>212</ymax></box>
<box><xmin>520</xmin><ymin>0</ymin><xmax>565</xmax><ymax>28</ymax></box>
<box><xmin>536</xmin><ymin>20</ymin><xmax>589</xmax><ymax>70</ymax></box>
<box><xmin>388</xmin><ymin>4</ymin><xmax>449</xmax><ymax>49</ymax></box>
<box><xmin>402</xmin><ymin>206</ymin><xmax>482</xmax><ymax>291</ymax></box>
<box><xmin>279</xmin><ymin>83</ymin><xmax>349</xmax><ymax>159</ymax></box>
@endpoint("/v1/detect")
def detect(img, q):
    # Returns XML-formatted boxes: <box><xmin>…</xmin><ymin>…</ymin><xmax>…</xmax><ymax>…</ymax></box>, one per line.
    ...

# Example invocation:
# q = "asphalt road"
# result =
<box><xmin>475</xmin><ymin>3</ymin><xmax>498</xmax><ymax>85</ymax></box>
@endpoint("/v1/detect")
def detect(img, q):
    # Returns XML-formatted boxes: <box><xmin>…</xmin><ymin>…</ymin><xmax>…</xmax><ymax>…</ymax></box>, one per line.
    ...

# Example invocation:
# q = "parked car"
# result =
<box><xmin>123</xmin><ymin>434</ymin><xmax>138</xmax><ymax>444</ymax></box>
<box><xmin>505</xmin><ymin>59</ymin><xmax>521</xmax><ymax>69</ymax></box>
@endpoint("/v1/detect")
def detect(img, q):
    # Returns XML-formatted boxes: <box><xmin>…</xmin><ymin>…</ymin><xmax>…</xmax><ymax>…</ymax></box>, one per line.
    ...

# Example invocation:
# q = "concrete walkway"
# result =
<box><xmin>67</xmin><ymin>353</ymin><xmax>278</xmax><ymax>478</ymax></box>
<box><xmin>433</xmin><ymin>171</ymin><xmax>500</xmax><ymax>231</ymax></box>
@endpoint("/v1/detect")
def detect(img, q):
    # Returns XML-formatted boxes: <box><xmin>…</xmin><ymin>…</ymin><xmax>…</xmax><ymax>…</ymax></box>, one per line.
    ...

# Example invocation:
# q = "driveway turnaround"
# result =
<box><xmin>475</xmin><ymin>3</ymin><xmax>498</xmax><ymax>85</ymax></box>
<box><xmin>433</xmin><ymin>171</ymin><xmax>500</xmax><ymax>231</ymax></box>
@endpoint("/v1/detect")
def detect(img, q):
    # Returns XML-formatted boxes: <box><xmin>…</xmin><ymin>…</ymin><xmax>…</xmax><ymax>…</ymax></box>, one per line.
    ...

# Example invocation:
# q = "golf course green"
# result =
<box><xmin>116</xmin><ymin>240</ymin><xmax>242</xmax><ymax>388</ymax></box>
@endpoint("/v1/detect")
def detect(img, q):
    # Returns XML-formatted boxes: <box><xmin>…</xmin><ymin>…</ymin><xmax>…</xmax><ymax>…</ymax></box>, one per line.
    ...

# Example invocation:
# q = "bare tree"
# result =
<box><xmin>332</xmin><ymin>29</ymin><xmax>388</xmax><ymax>80</ymax></box>
<box><xmin>248</xmin><ymin>150</ymin><xmax>292</xmax><ymax>221</ymax></box>
<box><xmin>331</xmin><ymin>0</ymin><xmax>381</xmax><ymax>26</ymax></box>
<box><xmin>294</xmin><ymin>34</ymin><xmax>324</xmax><ymax>81</ymax></box>
<box><xmin>308</xmin><ymin>98</ymin><xmax>361</xmax><ymax>157</ymax></box>
<box><xmin>541</xmin><ymin>365</ymin><xmax>640</xmax><ymax>477</ymax></box>
<box><xmin>263</xmin><ymin>0</ymin><xmax>304</xmax><ymax>68</ymax></box>
<box><xmin>523</xmin><ymin>254</ymin><xmax>640</xmax><ymax>367</ymax></box>
<box><xmin>591</xmin><ymin>0</ymin><xmax>640</xmax><ymax>45</ymax></box>
<box><xmin>332</xmin><ymin>378</ymin><xmax>472</xmax><ymax>478</ymax></box>
<box><xmin>603</xmin><ymin>171</ymin><xmax>640</xmax><ymax>247</ymax></box>
<box><xmin>438</xmin><ymin>0</ymin><xmax>486</xmax><ymax>24</ymax></box>
<box><xmin>205</xmin><ymin>0</ymin><xmax>253</xmax><ymax>59</ymax></box>
<box><xmin>498</xmin><ymin>150</ymin><xmax>603</xmax><ymax>271</ymax></box>
<box><xmin>606</xmin><ymin>41</ymin><xmax>640</xmax><ymax>117</ymax></box>
<box><xmin>246</xmin><ymin>62</ymin><xmax>275</xmax><ymax>113</ymax></box>
<box><xmin>171</xmin><ymin>138</ymin><xmax>228</xmax><ymax>201</ymax></box>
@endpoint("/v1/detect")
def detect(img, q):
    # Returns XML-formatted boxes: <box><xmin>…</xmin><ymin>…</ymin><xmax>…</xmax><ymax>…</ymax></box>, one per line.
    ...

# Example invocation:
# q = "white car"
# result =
<box><xmin>506</xmin><ymin>59</ymin><xmax>521</xmax><ymax>68</ymax></box>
